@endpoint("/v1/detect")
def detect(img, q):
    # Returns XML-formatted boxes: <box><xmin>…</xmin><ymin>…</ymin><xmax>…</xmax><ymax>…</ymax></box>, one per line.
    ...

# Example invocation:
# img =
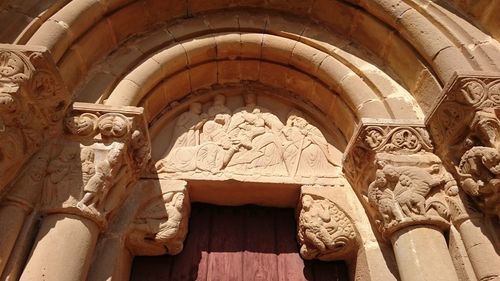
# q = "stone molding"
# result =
<box><xmin>296</xmin><ymin>185</ymin><xmax>358</xmax><ymax>261</ymax></box>
<box><xmin>39</xmin><ymin>103</ymin><xmax>151</xmax><ymax>228</ymax></box>
<box><xmin>427</xmin><ymin>71</ymin><xmax>500</xmax><ymax>219</ymax></box>
<box><xmin>0</xmin><ymin>44</ymin><xmax>70</xmax><ymax>194</ymax></box>
<box><xmin>343</xmin><ymin>119</ymin><xmax>455</xmax><ymax>237</ymax></box>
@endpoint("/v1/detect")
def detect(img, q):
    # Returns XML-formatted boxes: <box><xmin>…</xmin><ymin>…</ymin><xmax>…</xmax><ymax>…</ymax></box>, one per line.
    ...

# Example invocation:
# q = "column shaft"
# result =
<box><xmin>0</xmin><ymin>204</ymin><xmax>28</xmax><ymax>275</ymax></box>
<box><xmin>391</xmin><ymin>225</ymin><xmax>459</xmax><ymax>281</ymax></box>
<box><xmin>20</xmin><ymin>214</ymin><xmax>99</xmax><ymax>281</ymax></box>
<box><xmin>458</xmin><ymin>219</ymin><xmax>500</xmax><ymax>281</ymax></box>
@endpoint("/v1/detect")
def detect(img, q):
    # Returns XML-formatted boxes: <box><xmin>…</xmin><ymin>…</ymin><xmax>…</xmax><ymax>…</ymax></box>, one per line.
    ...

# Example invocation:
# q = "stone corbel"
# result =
<box><xmin>296</xmin><ymin>185</ymin><xmax>358</xmax><ymax>261</ymax></box>
<box><xmin>40</xmin><ymin>102</ymin><xmax>151</xmax><ymax>228</ymax></box>
<box><xmin>0</xmin><ymin>44</ymin><xmax>70</xmax><ymax>194</ymax></box>
<box><xmin>126</xmin><ymin>180</ymin><xmax>191</xmax><ymax>256</ymax></box>
<box><xmin>343</xmin><ymin>119</ymin><xmax>454</xmax><ymax>237</ymax></box>
<box><xmin>426</xmin><ymin>71</ymin><xmax>500</xmax><ymax>218</ymax></box>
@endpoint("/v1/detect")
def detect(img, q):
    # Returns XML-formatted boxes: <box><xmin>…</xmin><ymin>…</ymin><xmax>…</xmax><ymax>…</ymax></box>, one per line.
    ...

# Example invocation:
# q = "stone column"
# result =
<box><xmin>0</xmin><ymin>44</ymin><xmax>70</xmax><ymax>194</ymax></box>
<box><xmin>19</xmin><ymin>103</ymin><xmax>151</xmax><ymax>281</ymax></box>
<box><xmin>427</xmin><ymin>71</ymin><xmax>500</xmax><ymax>280</ymax></box>
<box><xmin>343</xmin><ymin>120</ymin><xmax>459</xmax><ymax>281</ymax></box>
<box><xmin>0</xmin><ymin>148</ymin><xmax>50</xmax><ymax>276</ymax></box>
<box><xmin>88</xmin><ymin>179</ymin><xmax>190</xmax><ymax>281</ymax></box>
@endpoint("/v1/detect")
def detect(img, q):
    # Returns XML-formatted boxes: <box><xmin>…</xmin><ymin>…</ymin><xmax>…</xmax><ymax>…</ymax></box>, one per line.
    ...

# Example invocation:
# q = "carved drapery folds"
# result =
<box><xmin>153</xmin><ymin>93</ymin><xmax>341</xmax><ymax>185</ymax></box>
<box><xmin>126</xmin><ymin>180</ymin><xmax>190</xmax><ymax>256</ymax></box>
<box><xmin>41</xmin><ymin>103</ymin><xmax>151</xmax><ymax>227</ymax></box>
<box><xmin>427</xmin><ymin>71</ymin><xmax>500</xmax><ymax>218</ymax></box>
<box><xmin>0</xmin><ymin>44</ymin><xmax>70</xmax><ymax>193</ymax></box>
<box><xmin>296</xmin><ymin>189</ymin><xmax>357</xmax><ymax>261</ymax></box>
<box><xmin>343</xmin><ymin>120</ymin><xmax>455</xmax><ymax>236</ymax></box>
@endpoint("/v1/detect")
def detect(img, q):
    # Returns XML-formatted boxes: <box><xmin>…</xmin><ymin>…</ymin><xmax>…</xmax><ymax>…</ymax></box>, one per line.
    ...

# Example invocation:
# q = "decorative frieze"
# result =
<box><xmin>427</xmin><ymin>71</ymin><xmax>500</xmax><ymax>218</ymax></box>
<box><xmin>0</xmin><ymin>44</ymin><xmax>70</xmax><ymax>193</ymax></box>
<box><xmin>40</xmin><ymin>103</ymin><xmax>151</xmax><ymax>228</ymax></box>
<box><xmin>343</xmin><ymin>119</ymin><xmax>455</xmax><ymax>236</ymax></box>
<box><xmin>152</xmin><ymin>93</ymin><xmax>342</xmax><ymax>185</ymax></box>
<box><xmin>296</xmin><ymin>189</ymin><xmax>357</xmax><ymax>261</ymax></box>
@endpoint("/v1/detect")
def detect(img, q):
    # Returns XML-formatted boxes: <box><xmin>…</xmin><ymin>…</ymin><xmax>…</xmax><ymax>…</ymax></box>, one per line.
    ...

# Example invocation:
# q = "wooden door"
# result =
<box><xmin>130</xmin><ymin>204</ymin><xmax>349</xmax><ymax>281</ymax></box>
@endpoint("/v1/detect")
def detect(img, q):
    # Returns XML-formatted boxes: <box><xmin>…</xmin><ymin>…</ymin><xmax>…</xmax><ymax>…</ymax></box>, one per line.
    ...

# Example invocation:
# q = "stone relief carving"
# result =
<box><xmin>127</xmin><ymin>188</ymin><xmax>190</xmax><ymax>256</ymax></box>
<box><xmin>344</xmin><ymin>120</ymin><xmax>453</xmax><ymax>236</ymax></box>
<box><xmin>366</xmin><ymin>160</ymin><xmax>452</xmax><ymax>233</ymax></box>
<box><xmin>155</xmin><ymin>94</ymin><xmax>340</xmax><ymax>183</ymax></box>
<box><xmin>0</xmin><ymin>45</ymin><xmax>70</xmax><ymax>193</ymax></box>
<box><xmin>297</xmin><ymin>194</ymin><xmax>357</xmax><ymax>260</ymax></box>
<box><xmin>427</xmin><ymin>72</ymin><xmax>500</xmax><ymax>218</ymax></box>
<box><xmin>39</xmin><ymin>104</ymin><xmax>151</xmax><ymax>227</ymax></box>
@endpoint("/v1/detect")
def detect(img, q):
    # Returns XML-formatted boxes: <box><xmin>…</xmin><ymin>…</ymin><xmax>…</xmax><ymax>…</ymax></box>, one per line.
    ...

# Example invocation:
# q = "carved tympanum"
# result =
<box><xmin>155</xmin><ymin>93</ymin><xmax>340</xmax><ymax>183</ymax></box>
<box><xmin>127</xmin><ymin>184</ymin><xmax>190</xmax><ymax>256</ymax></box>
<box><xmin>40</xmin><ymin>104</ymin><xmax>151</xmax><ymax>227</ymax></box>
<box><xmin>344</xmin><ymin>120</ymin><xmax>453</xmax><ymax>236</ymax></box>
<box><xmin>427</xmin><ymin>72</ymin><xmax>500</xmax><ymax>218</ymax></box>
<box><xmin>297</xmin><ymin>193</ymin><xmax>357</xmax><ymax>260</ymax></box>
<box><xmin>0</xmin><ymin>45</ymin><xmax>70</xmax><ymax>193</ymax></box>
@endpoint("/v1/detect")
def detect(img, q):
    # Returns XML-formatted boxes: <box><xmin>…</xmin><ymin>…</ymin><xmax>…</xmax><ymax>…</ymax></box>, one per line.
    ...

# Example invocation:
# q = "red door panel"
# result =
<box><xmin>131</xmin><ymin>204</ymin><xmax>348</xmax><ymax>281</ymax></box>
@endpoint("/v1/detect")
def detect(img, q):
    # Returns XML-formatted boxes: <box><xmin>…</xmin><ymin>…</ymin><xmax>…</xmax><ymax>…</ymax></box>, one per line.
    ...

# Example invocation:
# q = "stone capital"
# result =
<box><xmin>0</xmin><ymin>44</ymin><xmax>70</xmax><ymax>193</ymax></box>
<box><xmin>40</xmin><ymin>103</ymin><xmax>151</xmax><ymax>228</ymax></box>
<box><xmin>343</xmin><ymin>119</ymin><xmax>452</xmax><ymax>237</ymax></box>
<box><xmin>426</xmin><ymin>71</ymin><xmax>500</xmax><ymax>218</ymax></box>
<box><xmin>126</xmin><ymin>180</ymin><xmax>190</xmax><ymax>256</ymax></box>
<box><xmin>296</xmin><ymin>185</ymin><xmax>358</xmax><ymax>261</ymax></box>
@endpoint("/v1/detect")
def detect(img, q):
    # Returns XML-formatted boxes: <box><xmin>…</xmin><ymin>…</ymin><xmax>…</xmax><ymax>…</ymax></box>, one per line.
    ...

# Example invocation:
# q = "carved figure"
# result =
<box><xmin>169</xmin><ymin>102</ymin><xmax>206</xmax><ymax>150</ymax></box>
<box><xmin>43</xmin><ymin>146</ymin><xmax>80</xmax><ymax>206</ymax></box>
<box><xmin>77</xmin><ymin>143</ymin><xmax>125</xmax><ymax>210</ymax></box>
<box><xmin>458</xmin><ymin>146</ymin><xmax>500</xmax><ymax>199</ymax></box>
<box><xmin>129</xmin><ymin>191</ymin><xmax>189</xmax><ymax>255</ymax></box>
<box><xmin>157</xmin><ymin>94</ymin><xmax>338</xmax><ymax>179</ymax></box>
<box><xmin>282</xmin><ymin>111</ymin><xmax>338</xmax><ymax>177</ymax></box>
<box><xmin>367</xmin><ymin>162</ymin><xmax>446</xmax><ymax>229</ymax></box>
<box><xmin>367</xmin><ymin>168</ymin><xmax>403</xmax><ymax>225</ymax></box>
<box><xmin>298</xmin><ymin>195</ymin><xmax>356</xmax><ymax>260</ymax></box>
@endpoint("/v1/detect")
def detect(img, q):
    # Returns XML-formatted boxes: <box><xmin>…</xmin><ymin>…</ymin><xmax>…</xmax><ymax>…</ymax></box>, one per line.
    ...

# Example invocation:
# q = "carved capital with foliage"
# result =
<box><xmin>343</xmin><ymin>119</ymin><xmax>453</xmax><ymax>237</ymax></box>
<box><xmin>0</xmin><ymin>44</ymin><xmax>70</xmax><ymax>193</ymax></box>
<box><xmin>427</xmin><ymin>71</ymin><xmax>500</xmax><ymax>218</ymax></box>
<box><xmin>40</xmin><ymin>103</ymin><xmax>151</xmax><ymax>228</ymax></box>
<box><xmin>296</xmin><ymin>186</ymin><xmax>358</xmax><ymax>261</ymax></box>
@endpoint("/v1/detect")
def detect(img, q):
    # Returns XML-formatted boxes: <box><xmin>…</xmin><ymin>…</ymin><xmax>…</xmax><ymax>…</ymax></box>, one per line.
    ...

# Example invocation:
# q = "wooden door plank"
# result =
<box><xmin>242</xmin><ymin>207</ymin><xmax>279</xmax><ymax>281</ymax></box>
<box><xmin>206</xmin><ymin>207</ymin><xmax>245</xmax><ymax>281</ymax></box>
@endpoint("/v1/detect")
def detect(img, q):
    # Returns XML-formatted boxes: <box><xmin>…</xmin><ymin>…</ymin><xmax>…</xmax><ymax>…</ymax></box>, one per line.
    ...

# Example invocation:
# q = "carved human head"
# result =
<box><xmin>302</xmin><ymin>195</ymin><xmax>314</xmax><ymax>209</ymax></box>
<box><xmin>189</xmin><ymin>102</ymin><xmax>202</xmax><ymax>114</ymax></box>
<box><xmin>213</xmin><ymin>94</ymin><xmax>226</xmax><ymax>105</ymax></box>
<box><xmin>243</xmin><ymin>93</ymin><xmax>257</xmax><ymax>106</ymax></box>
<box><xmin>382</xmin><ymin>165</ymin><xmax>399</xmax><ymax>181</ymax></box>
<box><xmin>99</xmin><ymin>114</ymin><xmax>129</xmax><ymax>139</ymax></box>
<box><xmin>80</xmin><ymin>147</ymin><xmax>95</xmax><ymax>162</ymax></box>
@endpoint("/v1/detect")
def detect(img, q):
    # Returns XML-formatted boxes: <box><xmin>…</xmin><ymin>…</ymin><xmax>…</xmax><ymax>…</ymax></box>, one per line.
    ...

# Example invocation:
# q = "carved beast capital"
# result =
<box><xmin>343</xmin><ymin>119</ymin><xmax>453</xmax><ymax>236</ymax></box>
<box><xmin>427</xmin><ymin>71</ymin><xmax>500</xmax><ymax>218</ymax></box>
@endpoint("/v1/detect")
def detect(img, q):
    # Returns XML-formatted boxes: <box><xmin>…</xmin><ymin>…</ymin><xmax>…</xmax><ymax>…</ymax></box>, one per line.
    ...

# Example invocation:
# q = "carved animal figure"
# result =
<box><xmin>459</xmin><ymin>146</ymin><xmax>500</xmax><ymax>197</ymax></box>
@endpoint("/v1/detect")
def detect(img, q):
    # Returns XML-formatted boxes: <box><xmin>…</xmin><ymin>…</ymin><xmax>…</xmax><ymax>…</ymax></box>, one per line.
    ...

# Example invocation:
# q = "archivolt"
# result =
<box><xmin>1</xmin><ymin>1</ymin><xmax>498</xmax><ymax>95</ymax></box>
